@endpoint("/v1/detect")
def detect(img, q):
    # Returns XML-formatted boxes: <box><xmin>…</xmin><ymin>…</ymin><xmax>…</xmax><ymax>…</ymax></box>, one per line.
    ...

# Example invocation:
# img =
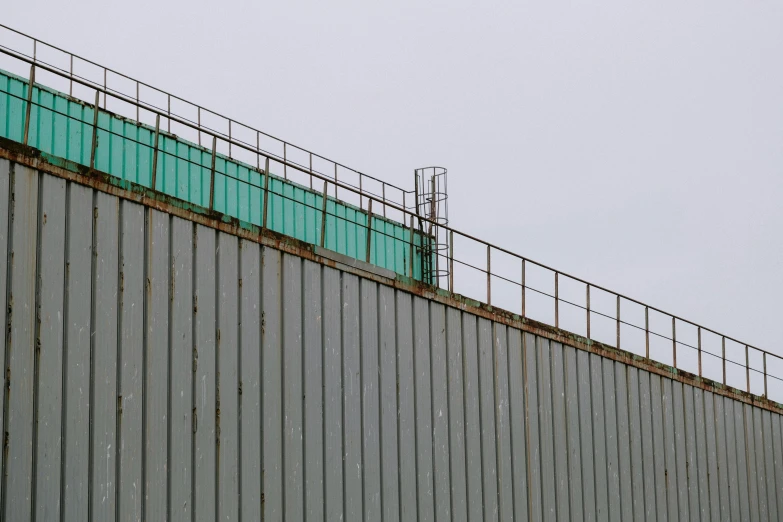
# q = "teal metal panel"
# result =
<box><xmin>0</xmin><ymin>69</ymin><xmax>427</xmax><ymax>280</ymax></box>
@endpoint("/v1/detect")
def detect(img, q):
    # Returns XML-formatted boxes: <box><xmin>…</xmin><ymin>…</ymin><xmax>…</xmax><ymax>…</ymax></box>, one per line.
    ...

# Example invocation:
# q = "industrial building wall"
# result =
<box><xmin>2</xmin><ymin>157</ymin><xmax>783</xmax><ymax>522</ymax></box>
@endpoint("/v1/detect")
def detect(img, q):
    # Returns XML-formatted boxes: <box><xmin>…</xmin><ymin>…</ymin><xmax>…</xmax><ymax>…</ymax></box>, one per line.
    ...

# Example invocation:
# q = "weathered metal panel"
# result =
<box><xmin>627</xmin><ymin>366</ymin><xmax>645</xmax><ymax>522</ymax></box>
<box><xmin>0</xmin><ymin>160</ymin><xmax>9</xmax><ymax>515</ymax></box>
<box><xmin>614</xmin><ymin>363</ymin><xmax>633</xmax><ymax>522</ymax></box>
<box><xmin>4</xmin><ymin>160</ymin><xmax>783</xmax><ymax>522</ymax></box>
<box><xmin>193</xmin><ymin>224</ymin><xmax>216</xmax><ymax>522</ymax></box>
<box><xmin>282</xmin><ymin>253</ymin><xmax>303</xmax><ymax>520</ymax></box>
<box><xmin>240</xmin><ymin>240</ymin><xmax>262</xmax><ymax>521</ymax></box>
<box><xmin>650</xmin><ymin>375</ymin><xmax>668</xmax><ymax>520</ymax></box>
<box><xmin>638</xmin><ymin>370</ymin><xmax>656</xmax><ymax>520</ymax></box>
<box><xmin>34</xmin><ymin>173</ymin><xmax>65</xmax><ymax>522</ymax></box>
<box><xmin>445</xmin><ymin>307</ymin><xmax>467</xmax><ymax>522</ymax></box>
<box><xmin>262</xmin><ymin>246</ymin><xmax>283</xmax><ymax>520</ymax></box>
<box><xmin>379</xmin><ymin>284</ymin><xmax>399</xmax><ymax>522</ymax></box>
<box><xmin>342</xmin><ymin>273</ymin><xmax>362</xmax><ymax>522</ymax></box>
<box><xmin>414</xmin><ymin>296</ymin><xmax>435</xmax><ymax>522</ymax></box>
<box><xmin>693</xmin><ymin>388</ymin><xmax>710</xmax><ymax>521</ymax></box>
<box><xmin>493</xmin><ymin>324</ymin><xmax>514</xmax><ymax>522</ymax></box>
<box><xmin>118</xmin><ymin>199</ymin><xmax>144</xmax><ymax>522</ymax></box>
<box><xmin>169</xmin><ymin>216</ymin><xmax>193</xmax><ymax>522</ymax></box>
<box><xmin>396</xmin><ymin>292</ymin><xmax>417</xmax><ymax>522</ymax></box>
<box><xmin>303</xmin><ymin>259</ymin><xmax>323</xmax><ymax>522</ymax></box>
<box><xmin>713</xmin><ymin>393</ymin><xmax>730</xmax><ymax>522</ymax></box>
<box><xmin>323</xmin><ymin>265</ymin><xmax>344</xmax><ymax>521</ymax></box>
<box><xmin>91</xmin><ymin>190</ymin><xmax>120</xmax><ymax>522</ymax></box>
<box><xmin>360</xmin><ymin>278</ymin><xmax>381</xmax><ymax>520</ymax></box>
<box><xmin>463</xmin><ymin>316</ymin><xmax>484</xmax><ymax>522</ymax></box>
<box><xmin>662</xmin><ymin>378</ymin><xmax>681</xmax><ymax>522</ymax></box>
<box><xmin>704</xmin><ymin>391</ymin><xmax>721</xmax><ymax>522</ymax></box>
<box><xmin>601</xmin><ymin>357</ymin><xmax>620</xmax><ymax>522</ymax></box>
<box><xmin>431</xmin><ymin>303</ymin><xmax>451</xmax><ymax>521</ymax></box>
<box><xmin>672</xmin><ymin>382</ymin><xmax>689</xmax><ymax>520</ymax></box>
<box><xmin>577</xmin><ymin>349</ymin><xmax>596</xmax><ymax>522</ymax></box>
<box><xmin>508</xmin><ymin>328</ymin><xmax>529</xmax><ymax>522</ymax></box>
<box><xmin>551</xmin><ymin>342</ymin><xmax>570</xmax><ymax>521</ymax></box>
<box><xmin>590</xmin><ymin>353</ymin><xmax>609</xmax><ymax>521</ymax></box>
<box><xmin>744</xmin><ymin>403</ymin><xmax>761</xmax><ymax>522</ymax></box>
<box><xmin>537</xmin><ymin>337</ymin><xmax>556</xmax><ymax>522</ymax></box>
<box><xmin>724</xmin><ymin>397</ymin><xmax>742</xmax><ymax>521</ymax></box>
<box><xmin>145</xmin><ymin>209</ymin><xmax>169</xmax><ymax>521</ymax></box>
<box><xmin>478</xmin><ymin>318</ymin><xmax>499</xmax><ymax>522</ymax></box>
<box><xmin>4</xmin><ymin>162</ymin><xmax>38</xmax><ymax>522</ymax></box>
<box><xmin>62</xmin><ymin>181</ymin><xmax>93</xmax><ymax>521</ymax></box>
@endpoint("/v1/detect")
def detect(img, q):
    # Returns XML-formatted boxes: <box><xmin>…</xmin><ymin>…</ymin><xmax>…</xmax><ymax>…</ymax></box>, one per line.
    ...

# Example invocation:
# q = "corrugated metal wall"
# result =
<box><xmin>0</xmin><ymin>69</ymin><xmax>424</xmax><ymax>280</ymax></box>
<box><xmin>2</xmin><ymin>158</ymin><xmax>783</xmax><ymax>521</ymax></box>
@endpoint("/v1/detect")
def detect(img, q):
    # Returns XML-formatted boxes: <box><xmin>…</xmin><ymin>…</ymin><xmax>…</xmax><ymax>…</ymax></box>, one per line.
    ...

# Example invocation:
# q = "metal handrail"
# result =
<box><xmin>0</xmin><ymin>23</ymin><xmax>413</xmax><ymax>210</ymax></box>
<box><xmin>1</xmin><ymin>27</ymin><xmax>778</xmax><ymax>403</ymax></box>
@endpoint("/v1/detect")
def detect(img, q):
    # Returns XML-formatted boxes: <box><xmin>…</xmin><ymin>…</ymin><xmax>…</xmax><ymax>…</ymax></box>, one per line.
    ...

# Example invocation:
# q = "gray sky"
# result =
<box><xmin>4</xmin><ymin>2</ymin><xmax>782</xmax><ymax>386</ymax></box>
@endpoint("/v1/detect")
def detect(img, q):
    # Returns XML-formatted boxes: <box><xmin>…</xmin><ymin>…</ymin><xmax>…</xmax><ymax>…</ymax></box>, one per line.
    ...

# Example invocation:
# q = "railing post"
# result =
<box><xmin>486</xmin><ymin>245</ymin><xmax>491</xmax><ymax>305</ymax></box>
<box><xmin>409</xmin><ymin>215</ymin><xmax>415</xmax><ymax>279</ymax></box>
<box><xmin>320</xmin><ymin>180</ymin><xmax>328</xmax><ymax>248</ymax></box>
<box><xmin>616</xmin><ymin>295</ymin><xmax>621</xmax><ymax>350</ymax></box>
<box><xmin>150</xmin><ymin>114</ymin><xmax>161</xmax><ymax>190</ymax></box>
<box><xmin>763</xmin><ymin>353</ymin><xmax>768</xmax><ymax>397</ymax></box>
<box><xmin>69</xmin><ymin>55</ymin><xmax>73</xmax><ymax>96</ymax></box>
<box><xmin>521</xmin><ymin>260</ymin><xmax>526</xmax><ymax>318</ymax></box>
<box><xmin>555</xmin><ymin>272</ymin><xmax>559</xmax><ymax>329</ymax></box>
<box><xmin>672</xmin><ymin>317</ymin><xmax>677</xmax><ymax>368</ymax></box>
<box><xmin>697</xmin><ymin>327</ymin><xmax>702</xmax><ymax>378</ymax></box>
<box><xmin>722</xmin><ymin>337</ymin><xmax>727</xmax><ymax>386</ymax></box>
<box><xmin>448</xmin><ymin>230</ymin><xmax>454</xmax><ymax>293</ymax></box>
<box><xmin>382</xmin><ymin>184</ymin><xmax>387</xmax><ymax>218</ymax></box>
<box><xmin>167</xmin><ymin>94</ymin><xmax>171</xmax><ymax>133</ymax></box>
<box><xmin>334</xmin><ymin>163</ymin><xmax>338</xmax><ymax>200</ymax></box>
<box><xmin>586</xmin><ymin>285</ymin><xmax>591</xmax><ymax>338</ymax></box>
<box><xmin>366</xmin><ymin>200</ymin><xmax>373</xmax><ymax>263</ymax></box>
<box><xmin>23</xmin><ymin>64</ymin><xmax>35</xmax><ymax>146</ymax></box>
<box><xmin>262</xmin><ymin>157</ymin><xmax>270</xmax><ymax>230</ymax></box>
<box><xmin>283</xmin><ymin>143</ymin><xmax>287</xmax><ymax>180</ymax></box>
<box><xmin>746</xmin><ymin>345</ymin><xmax>750</xmax><ymax>393</ymax></box>
<box><xmin>309</xmin><ymin>153</ymin><xmax>313</xmax><ymax>190</ymax></box>
<box><xmin>208</xmin><ymin>136</ymin><xmax>217</xmax><ymax>211</ymax></box>
<box><xmin>89</xmin><ymin>90</ymin><xmax>100</xmax><ymax>170</ymax></box>
<box><xmin>644</xmin><ymin>307</ymin><xmax>649</xmax><ymax>358</ymax></box>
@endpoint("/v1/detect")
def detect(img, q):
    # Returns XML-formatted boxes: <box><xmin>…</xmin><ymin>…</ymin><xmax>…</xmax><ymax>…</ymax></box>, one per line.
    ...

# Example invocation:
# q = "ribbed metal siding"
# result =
<box><xmin>2</xmin><ymin>159</ymin><xmax>783</xmax><ymax>521</ymax></box>
<box><xmin>0</xmin><ymin>69</ymin><xmax>423</xmax><ymax>280</ymax></box>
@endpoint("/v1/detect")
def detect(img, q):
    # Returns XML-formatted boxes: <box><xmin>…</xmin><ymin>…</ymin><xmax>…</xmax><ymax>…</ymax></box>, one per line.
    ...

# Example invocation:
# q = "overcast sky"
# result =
<box><xmin>4</xmin><ymin>2</ymin><xmax>782</xmax><ymax>386</ymax></box>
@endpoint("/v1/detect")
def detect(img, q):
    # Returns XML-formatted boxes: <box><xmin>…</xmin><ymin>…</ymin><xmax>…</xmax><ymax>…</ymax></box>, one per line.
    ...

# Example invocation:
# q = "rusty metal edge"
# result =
<box><xmin>1</xmin><ymin>137</ymin><xmax>780</xmax><ymax>417</ymax></box>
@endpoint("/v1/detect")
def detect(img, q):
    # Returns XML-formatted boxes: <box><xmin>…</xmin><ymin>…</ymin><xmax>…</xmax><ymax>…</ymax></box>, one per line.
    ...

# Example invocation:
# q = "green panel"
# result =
<box><xmin>0</xmin><ymin>68</ymin><xmax>429</xmax><ymax>280</ymax></box>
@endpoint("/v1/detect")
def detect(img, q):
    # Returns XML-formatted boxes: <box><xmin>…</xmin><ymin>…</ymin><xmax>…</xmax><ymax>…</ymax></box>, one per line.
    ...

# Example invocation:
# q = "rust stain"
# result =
<box><xmin>3</xmin><ymin>140</ymin><xmax>782</xmax><ymax>416</ymax></box>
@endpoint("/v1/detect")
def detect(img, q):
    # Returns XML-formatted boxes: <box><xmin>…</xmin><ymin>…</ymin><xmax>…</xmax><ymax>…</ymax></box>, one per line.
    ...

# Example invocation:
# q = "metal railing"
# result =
<box><xmin>0</xmin><ymin>25</ymin><xmax>779</xmax><ymax>405</ymax></box>
<box><xmin>0</xmin><ymin>23</ymin><xmax>415</xmax><ymax>216</ymax></box>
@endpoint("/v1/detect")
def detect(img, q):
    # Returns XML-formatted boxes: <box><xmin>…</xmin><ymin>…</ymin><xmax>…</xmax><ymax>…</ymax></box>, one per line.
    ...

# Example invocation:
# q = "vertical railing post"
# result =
<box><xmin>586</xmin><ymin>285</ymin><xmax>591</xmax><ymax>338</ymax></box>
<box><xmin>722</xmin><ymin>337</ymin><xmax>727</xmax><ymax>386</ymax></box>
<box><xmin>555</xmin><ymin>272</ymin><xmax>559</xmax><ymax>329</ymax></box>
<box><xmin>283</xmin><ymin>143</ymin><xmax>287</xmax><ymax>180</ymax></box>
<box><xmin>309</xmin><ymin>153</ymin><xmax>313</xmax><ymax>190</ymax></box>
<box><xmin>521</xmin><ymin>260</ymin><xmax>526</xmax><ymax>318</ymax></box>
<box><xmin>763</xmin><ymin>353</ymin><xmax>768</xmax><ymax>398</ymax></box>
<box><xmin>89</xmin><ymin>91</ymin><xmax>100</xmax><ymax>170</ymax></box>
<box><xmin>256</xmin><ymin>132</ymin><xmax>261</xmax><ymax>170</ymax></box>
<box><xmin>382</xmin><ymin>184</ymin><xmax>387</xmax><ymax>218</ymax></box>
<box><xmin>334</xmin><ymin>164</ymin><xmax>339</xmax><ymax>200</ymax></box>
<box><xmin>103</xmin><ymin>68</ymin><xmax>107</xmax><ymax>109</ymax></box>
<box><xmin>645</xmin><ymin>307</ymin><xmax>650</xmax><ymax>358</ymax></box>
<box><xmin>486</xmin><ymin>245</ymin><xmax>491</xmax><ymax>305</ymax></box>
<box><xmin>228</xmin><ymin>120</ymin><xmax>232</xmax><ymax>158</ymax></box>
<box><xmin>167</xmin><ymin>94</ymin><xmax>171</xmax><ymax>132</ymax></box>
<box><xmin>359</xmin><ymin>175</ymin><xmax>363</xmax><ymax>210</ymax></box>
<box><xmin>198</xmin><ymin>107</ymin><xmax>202</xmax><ymax>146</ymax></box>
<box><xmin>262</xmin><ymin>157</ymin><xmax>270</xmax><ymax>230</ymax></box>
<box><xmin>616</xmin><ymin>295</ymin><xmax>621</xmax><ymax>350</ymax></box>
<box><xmin>23</xmin><ymin>64</ymin><xmax>35</xmax><ymax>146</ymax></box>
<box><xmin>320</xmin><ymin>181</ymin><xmax>328</xmax><ymax>248</ymax></box>
<box><xmin>409</xmin><ymin>215</ymin><xmax>415</xmax><ymax>279</ymax></box>
<box><xmin>135</xmin><ymin>81</ymin><xmax>140</xmax><ymax>122</ymax></box>
<box><xmin>697</xmin><ymin>327</ymin><xmax>702</xmax><ymax>378</ymax></box>
<box><xmin>366</xmin><ymin>200</ymin><xmax>373</xmax><ymax>263</ymax></box>
<box><xmin>746</xmin><ymin>345</ymin><xmax>750</xmax><ymax>393</ymax></box>
<box><xmin>69</xmin><ymin>55</ymin><xmax>74</xmax><ymax>96</ymax></box>
<box><xmin>208</xmin><ymin>136</ymin><xmax>217</xmax><ymax>211</ymax></box>
<box><xmin>448</xmin><ymin>230</ymin><xmax>454</xmax><ymax>293</ymax></box>
<box><xmin>150</xmin><ymin>114</ymin><xmax>161</xmax><ymax>190</ymax></box>
<box><xmin>672</xmin><ymin>317</ymin><xmax>677</xmax><ymax>368</ymax></box>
